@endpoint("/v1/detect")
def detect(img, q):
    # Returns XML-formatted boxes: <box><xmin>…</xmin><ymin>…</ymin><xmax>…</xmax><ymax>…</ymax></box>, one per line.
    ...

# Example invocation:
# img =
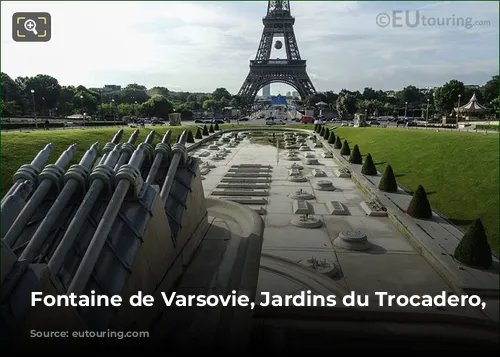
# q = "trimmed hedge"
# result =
<box><xmin>320</xmin><ymin>127</ymin><xmax>325</xmax><ymax>136</ymax></box>
<box><xmin>378</xmin><ymin>165</ymin><xmax>398</xmax><ymax>192</ymax></box>
<box><xmin>349</xmin><ymin>144</ymin><xmax>362</xmax><ymax>164</ymax></box>
<box><xmin>361</xmin><ymin>153</ymin><xmax>377</xmax><ymax>175</ymax></box>
<box><xmin>323</xmin><ymin>127</ymin><xmax>330</xmax><ymax>140</ymax></box>
<box><xmin>316</xmin><ymin>125</ymin><xmax>322</xmax><ymax>133</ymax></box>
<box><xmin>340</xmin><ymin>140</ymin><xmax>350</xmax><ymax>155</ymax></box>
<box><xmin>214</xmin><ymin>123</ymin><xmax>220</xmax><ymax>131</ymax></box>
<box><xmin>328</xmin><ymin>131</ymin><xmax>335</xmax><ymax>144</ymax></box>
<box><xmin>186</xmin><ymin>130</ymin><xmax>195</xmax><ymax>143</ymax></box>
<box><xmin>195</xmin><ymin>127</ymin><xmax>202</xmax><ymax>139</ymax></box>
<box><xmin>209</xmin><ymin>124</ymin><xmax>214</xmax><ymax>133</ymax></box>
<box><xmin>202</xmin><ymin>125</ymin><xmax>209</xmax><ymax>136</ymax></box>
<box><xmin>1</xmin><ymin>121</ymin><xmax>128</xmax><ymax>130</ymax></box>
<box><xmin>334</xmin><ymin>135</ymin><xmax>342</xmax><ymax>149</ymax></box>
<box><xmin>314</xmin><ymin>123</ymin><xmax>319</xmax><ymax>132</ymax></box>
<box><xmin>406</xmin><ymin>185</ymin><xmax>432</xmax><ymax>219</ymax></box>
<box><xmin>454</xmin><ymin>219</ymin><xmax>492</xmax><ymax>269</ymax></box>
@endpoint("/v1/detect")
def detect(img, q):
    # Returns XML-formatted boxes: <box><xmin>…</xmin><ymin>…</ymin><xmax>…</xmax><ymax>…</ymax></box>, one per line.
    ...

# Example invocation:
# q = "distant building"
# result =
<box><xmin>262</xmin><ymin>84</ymin><xmax>271</xmax><ymax>97</ymax></box>
<box><xmin>102</xmin><ymin>85</ymin><xmax>122</xmax><ymax>92</ymax></box>
<box><xmin>292</xmin><ymin>91</ymin><xmax>299</xmax><ymax>98</ymax></box>
<box><xmin>286</xmin><ymin>91</ymin><xmax>292</xmax><ymax>97</ymax></box>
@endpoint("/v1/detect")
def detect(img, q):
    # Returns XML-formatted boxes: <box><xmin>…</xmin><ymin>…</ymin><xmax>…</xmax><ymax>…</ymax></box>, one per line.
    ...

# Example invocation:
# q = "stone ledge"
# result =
<box><xmin>359</xmin><ymin>201</ymin><xmax>388</xmax><ymax>217</ymax></box>
<box><xmin>326</xmin><ymin>201</ymin><xmax>349</xmax><ymax>216</ymax></box>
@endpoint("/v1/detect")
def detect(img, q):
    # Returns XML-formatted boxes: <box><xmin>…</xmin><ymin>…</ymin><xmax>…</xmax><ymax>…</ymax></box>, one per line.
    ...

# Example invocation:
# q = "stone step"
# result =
<box><xmin>218</xmin><ymin>197</ymin><xmax>268</xmax><ymax>205</ymax></box>
<box><xmin>216</xmin><ymin>183</ymin><xmax>270</xmax><ymax>189</ymax></box>
<box><xmin>221</xmin><ymin>178</ymin><xmax>271</xmax><ymax>183</ymax></box>
<box><xmin>228</xmin><ymin>168</ymin><xmax>273</xmax><ymax>173</ymax></box>
<box><xmin>231</xmin><ymin>164</ymin><xmax>273</xmax><ymax>168</ymax></box>
<box><xmin>211</xmin><ymin>190</ymin><xmax>269</xmax><ymax>197</ymax></box>
<box><xmin>224</xmin><ymin>173</ymin><xmax>272</xmax><ymax>177</ymax></box>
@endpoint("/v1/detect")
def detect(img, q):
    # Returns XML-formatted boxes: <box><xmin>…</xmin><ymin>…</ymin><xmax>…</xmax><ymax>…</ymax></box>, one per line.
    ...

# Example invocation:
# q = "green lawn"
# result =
<box><xmin>0</xmin><ymin>124</ymin><xmax>313</xmax><ymax>199</ymax></box>
<box><xmin>333</xmin><ymin>127</ymin><xmax>499</xmax><ymax>253</ymax></box>
<box><xmin>2</xmin><ymin>124</ymin><xmax>496</xmax><ymax>252</ymax></box>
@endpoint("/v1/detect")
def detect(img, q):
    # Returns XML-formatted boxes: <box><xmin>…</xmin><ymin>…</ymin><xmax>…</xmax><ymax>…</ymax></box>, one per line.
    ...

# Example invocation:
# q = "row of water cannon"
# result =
<box><xmin>1</xmin><ymin>129</ymin><xmax>192</xmax><ymax>295</ymax></box>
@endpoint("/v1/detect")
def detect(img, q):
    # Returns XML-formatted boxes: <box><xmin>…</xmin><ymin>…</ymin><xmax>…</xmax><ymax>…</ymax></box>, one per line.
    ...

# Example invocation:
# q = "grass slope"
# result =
<box><xmin>0</xmin><ymin>124</ymin><xmax>314</xmax><ymax>198</ymax></box>
<box><xmin>333</xmin><ymin>127</ymin><xmax>499</xmax><ymax>252</ymax></box>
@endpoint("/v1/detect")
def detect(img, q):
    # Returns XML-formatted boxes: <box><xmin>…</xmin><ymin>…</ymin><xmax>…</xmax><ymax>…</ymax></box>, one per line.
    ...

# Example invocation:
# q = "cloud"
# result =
<box><xmin>1</xmin><ymin>1</ymin><xmax>498</xmax><ymax>95</ymax></box>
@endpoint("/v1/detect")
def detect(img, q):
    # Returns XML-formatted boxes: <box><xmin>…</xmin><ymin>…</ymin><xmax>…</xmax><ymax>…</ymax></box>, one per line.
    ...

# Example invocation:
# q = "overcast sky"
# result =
<box><xmin>1</xmin><ymin>1</ymin><xmax>498</xmax><ymax>95</ymax></box>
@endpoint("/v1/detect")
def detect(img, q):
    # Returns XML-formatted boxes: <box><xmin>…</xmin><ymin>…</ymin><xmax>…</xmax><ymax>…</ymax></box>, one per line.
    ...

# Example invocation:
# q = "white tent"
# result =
<box><xmin>455</xmin><ymin>92</ymin><xmax>488</xmax><ymax>114</ymax></box>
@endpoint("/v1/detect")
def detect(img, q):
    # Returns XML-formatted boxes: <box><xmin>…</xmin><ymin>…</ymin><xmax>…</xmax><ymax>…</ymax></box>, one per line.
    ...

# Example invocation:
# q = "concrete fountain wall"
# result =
<box><xmin>0</xmin><ymin>129</ymin><xmax>219</xmax><ymax>343</ymax></box>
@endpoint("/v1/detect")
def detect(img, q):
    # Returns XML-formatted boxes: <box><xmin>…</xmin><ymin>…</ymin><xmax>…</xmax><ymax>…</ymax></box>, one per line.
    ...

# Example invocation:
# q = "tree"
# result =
<box><xmin>203</xmin><ymin>125</ymin><xmax>209</xmax><ymax>136</ymax></box>
<box><xmin>328</xmin><ymin>131</ymin><xmax>335</xmax><ymax>144</ymax></box>
<box><xmin>349</xmin><ymin>144</ymin><xmax>362</xmax><ymax>164</ymax></box>
<box><xmin>406</xmin><ymin>185</ymin><xmax>432</xmax><ymax>219</ymax></box>
<box><xmin>214</xmin><ymin>122</ymin><xmax>220</xmax><ymax>131</ymax></box>
<box><xmin>361</xmin><ymin>153</ymin><xmax>377</xmax><ymax>175</ymax></box>
<box><xmin>454</xmin><ymin>219</ymin><xmax>492</xmax><ymax>269</ymax></box>
<box><xmin>195</xmin><ymin>127</ymin><xmax>202</xmax><ymax>139</ymax></box>
<box><xmin>336</xmin><ymin>93</ymin><xmax>357</xmax><ymax>119</ymax></box>
<box><xmin>320</xmin><ymin>127</ymin><xmax>325</xmax><ymax>136</ymax></box>
<box><xmin>334</xmin><ymin>135</ymin><xmax>342</xmax><ymax>149</ymax></box>
<box><xmin>209</xmin><ymin>124</ymin><xmax>214</xmax><ymax>133</ymax></box>
<box><xmin>141</xmin><ymin>95</ymin><xmax>173</xmax><ymax>119</ymax></box>
<box><xmin>316</xmin><ymin>125</ymin><xmax>322</xmax><ymax>133</ymax></box>
<box><xmin>186</xmin><ymin>130</ymin><xmax>195</xmax><ymax>143</ymax></box>
<box><xmin>482</xmin><ymin>75</ymin><xmax>499</xmax><ymax>106</ymax></box>
<box><xmin>323</xmin><ymin>127</ymin><xmax>330</xmax><ymax>139</ymax></box>
<box><xmin>23</xmin><ymin>74</ymin><xmax>62</xmax><ymax>113</ymax></box>
<box><xmin>212</xmin><ymin>88</ymin><xmax>231</xmax><ymax>101</ymax></box>
<box><xmin>378</xmin><ymin>165</ymin><xmax>398</xmax><ymax>192</ymax></box>
<box><xmin>434</xmin><ymin>80</ymin><xmax>465</xmax><ymax>115</ymax></box>
<box><xmin>340</xmin><ymin>140</ymin><xmax>350</xmax><ymax>155</ymax></box>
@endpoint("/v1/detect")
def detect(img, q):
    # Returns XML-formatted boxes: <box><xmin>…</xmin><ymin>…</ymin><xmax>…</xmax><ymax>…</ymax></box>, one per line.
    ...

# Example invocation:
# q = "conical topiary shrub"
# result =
<box><xmin>317</xmin><ymin>125</ymin><xmax>323</xmax><ymax>134</ymax></box>
<box><xmin>334</xmin><ymin>135</ymin><xmax>342</xmax><ymax>149</ymax></box>
<box><xmin>209</xmin><ymin>124</ymin><xmax>214</xmax><ymax>133</ymax></box>
<box><xmin>214</xmin><ymin>122</ymin><xmax>220</xmax><ymax>131</ymax></box>
<box><xmin>406</xmin><ymin>185</ymin><xmax>432</xmax><ymax>219</ymax></box>
<box><xmin>340</xmin><ymin>140</ymin><xmax>350</xmax><ymax>155</ymax></box>
<box><xmin>361</xmin><ymin>153</ymin><xmax>377</xmax><ymax>175</ymax></box>
<box><xmin>454</xmin><ymin>219</ymin><xmax>492</xmax><ymax>269</ymax></box>
<box><xmin>328</xmin><ymin>131</ymin><xmax>335</xmax><ymax>144</ymax></box>
<box><xmin>314</xmin><ymin>123</ymin><xmax>319</xmax><ymax>132</ymax></box>
<box><xmin>186</xmin><ymin>130</ymin><xmax>194</xmax><ymax>143</ymax></box>
<box><xmin>203</xmin><ymin>125</ymin><xmax>209</xmax><ymax>136</ymax></box>
<box><xmin>195</xmin><ymin>127</ymin><xmax>202</xmax><ymax>139</ymax></box>
<box><xmin>349</xmin><ymin>144</ymin><xmax>362</xmax><ymax>164</ymax></box>
<box><xmin>323</xmin><ymin>128</ymin><xmax>330</xmax><ymax>140</ymax></box>
<box><xmin>320</xmin><ymin>127</ymin><xmax>325</xmax><ymax>136</ymax></box>
<box><xmin>378</xmin><ymin>165</ymin><xmax>398</xmax><ymax>192</ymax></box>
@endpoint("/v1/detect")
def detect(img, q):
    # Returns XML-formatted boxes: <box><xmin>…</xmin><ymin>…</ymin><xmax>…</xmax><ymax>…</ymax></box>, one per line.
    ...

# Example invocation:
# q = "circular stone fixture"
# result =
<box><xmin>304</xmin><ymin>158</ymin><xmax>320</xmax><ymax>165</ymax></box>
<box><xmin>314</xmin><ymin>180</ymin><xmax>335</xmax><ymax>191</ymax></box>
<box><xmin>299</xmin><ymin>146</ymin><xmax>311</xmax><ymax>151</ymax></box>
<box><xmin>286</xmin><ymin>163</ymin><xmax>304</xmax><ymax>170</ymax></box>
<box><xmin>333</xmin><ymin>231</ymin><xmax>372</xmax><ymax>251</ymax></box>
<box><xmin>289</xmin><ymin>189</ymin><xmax>314</xmax><ymax>200</ymax></box>
<box><xmin>305</xmin><ymin>153</ymin><xmax>316</xmax><ymax>158</ymax></box>
<box><xmin>208</xmin><ymin>145</ymin><xmax>219</xmax><ymax>150</ymax></box>
<box><xmin>291</xmin><ymin>214</ymin><xmax>323</xmax><ymax>228</ymax></box>
<box><xmin>299</xmin><ymin>258</ymin><xmax>340</xmax><ymax>278</ymax></box>
<box><xmin>288</xmin><ymin>175</ymin><xmax>308</xmax><ymax>182</ymax></box>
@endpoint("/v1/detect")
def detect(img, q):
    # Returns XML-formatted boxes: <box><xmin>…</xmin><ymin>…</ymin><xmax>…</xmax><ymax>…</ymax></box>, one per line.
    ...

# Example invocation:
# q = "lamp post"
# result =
<box><xmin>30</xmin><ymin>89</ymin><xmax>37</xmax><ymax>129</ymax></box>
<box><xmin>111</xmin><ymin>98</ymin><xmax>116</xmax><ymax>123</ymax></box>
<box><xmin>404</xmin><ymin>101</ymin><xmax>408</xmax><ymax>120</ymax></box>
<box><xmin>426</xmin><ymin>98</ymin><xmax>430</xmax><ymax>127</ymax></box>
<box><xmin>457</xmin><ymin>94</ymin><xmax>461</xmax><ymax>130</ymax></box>
<box><xmin>80</xmin><ymin>95</ymin><xmax>84</xmax><ymax>126</ymax></box>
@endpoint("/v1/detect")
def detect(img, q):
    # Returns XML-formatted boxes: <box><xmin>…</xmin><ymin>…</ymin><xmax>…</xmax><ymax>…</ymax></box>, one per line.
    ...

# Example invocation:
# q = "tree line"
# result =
<box><xmin>1</xmin><ymin>72</ymin><xmax>498</xmax><ymax>120</ymax></box>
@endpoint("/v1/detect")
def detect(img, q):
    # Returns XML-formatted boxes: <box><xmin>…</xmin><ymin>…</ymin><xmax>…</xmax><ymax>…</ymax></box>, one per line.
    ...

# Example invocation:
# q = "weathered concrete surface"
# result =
<box><xmin>194</xmin><ymin>130</ymin><xmax>496</xmax><ymax>321</ymax></box>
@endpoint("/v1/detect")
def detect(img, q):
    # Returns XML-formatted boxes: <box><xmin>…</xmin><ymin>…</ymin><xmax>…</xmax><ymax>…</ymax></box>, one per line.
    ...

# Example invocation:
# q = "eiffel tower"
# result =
<box><xmin>238</xmin><ymin>0</ymin><xmax>316</xmax><ymax>104</ymax></box>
